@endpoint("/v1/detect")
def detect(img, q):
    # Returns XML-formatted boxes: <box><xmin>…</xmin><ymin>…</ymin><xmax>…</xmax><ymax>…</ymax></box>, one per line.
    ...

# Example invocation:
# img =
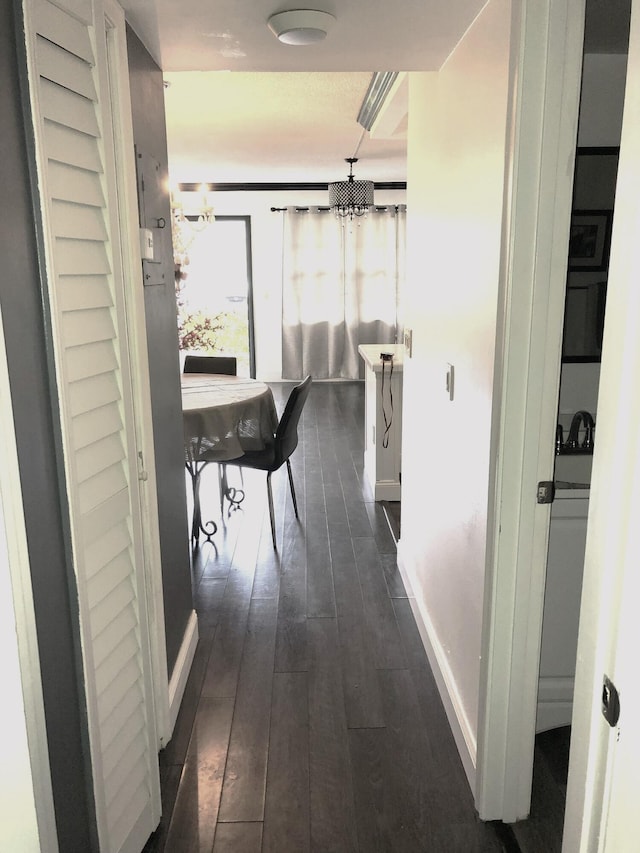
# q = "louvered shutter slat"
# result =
<box><xmin>68</xmin><ymin>372</ymin><xmax>120</xmax><ymax>417</ymax></box>
<box><xmin>87</xmin><ymin>551</ymin><xmax>131</xmax><ymax>609</ymax></box>
<box><xmin>36</xmin><ymin>36</ymin><xmax>97</xmax><ymax>100</ymax></box>
<box><xmin>29</xmin><ymin>1</ymin><xmax>160</xmax><ymax>848</ymax></box>
<box><xmin>76</xmin><ymin>433</ymin><xmax>125</xmax><ymax>484</ymax></box>
<box><xmin>41</xmin><ymin>79</ymin><xmax>100</xmax><ymax>137</ymax></box>
<box><xmin>63</xmin><ymin>306</ymin><xmax>116</xmax><ymax>347</ymax></box>
<box><xmin>66</xmin><ymin>340</ymin><xmax>119</xmax><ymax>382</ymax></box>
<box><xmin>72</xmin><ymin>404</ymin><xmax>123</xmax><ymax>452</ymax></box>
<box><xmin>45</xmin><ymin>122</ymin><xmax>102</xmax><ymax>171</ymax></box>
<box><xmin>78</xmin><ymin>464</ymin><xmax>128</xmax><ymax>514</ymax></box>
<box><xmin>52</xmin><ymin>200</ymin><xmax>108</xmax><ymax>241</ymax></box>
<box><xmin>58</xmin><ymin>276</ymin><xmax>113</xmax><ymax>312</ymax></box>
<box><xmin>35</xmin><ymin>0</ymin><xmax>93</xmax><ymax>61</ymax></box>
<box><xmin>48</xmin><ymin>161</ymin><xmax>105</xmax><ymax>206</ymax></box>
<box><xmin>56</xmin><ymin>239</ymin><xmax>111</xmax><ymax>276</ymax></box>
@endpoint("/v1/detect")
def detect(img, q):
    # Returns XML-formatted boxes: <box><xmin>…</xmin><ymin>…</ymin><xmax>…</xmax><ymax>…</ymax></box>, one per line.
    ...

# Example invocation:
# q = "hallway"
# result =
<box><xmin>143</xmin><ymin>381</ymin><xmax>512</xmax><ymax>852</ymax></box>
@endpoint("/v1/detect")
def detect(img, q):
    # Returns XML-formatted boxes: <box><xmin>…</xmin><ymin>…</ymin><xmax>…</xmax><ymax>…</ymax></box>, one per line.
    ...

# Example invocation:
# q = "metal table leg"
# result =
<box><xmin>185</xmin><ymin>459</ymin><xmax>218</xmax><ymax>542</ymax></box>
<box><xmin>219</xmin><ymin>462</ymin><xmax>245</xmax><ymax>512</ymax></box>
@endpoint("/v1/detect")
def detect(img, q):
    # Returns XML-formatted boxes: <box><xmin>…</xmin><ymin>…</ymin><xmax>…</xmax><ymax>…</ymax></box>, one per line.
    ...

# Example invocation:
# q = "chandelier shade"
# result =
<box><xmin>328</xmin><ymin>158</ymin><xmax>374</xmax><ymax>219</ymax></box>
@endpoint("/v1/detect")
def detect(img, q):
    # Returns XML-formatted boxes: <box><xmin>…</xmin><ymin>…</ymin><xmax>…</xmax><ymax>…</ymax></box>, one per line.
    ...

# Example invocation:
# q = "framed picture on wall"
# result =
<box><xmin>568</xmin><ymin>209</ymin><xmax>612</xmax><ymax>271</ymax></box>
<box><xmin>562</xmin><ymin>280</ymin><xmax>607</xmax><ymax>362</ymax></box>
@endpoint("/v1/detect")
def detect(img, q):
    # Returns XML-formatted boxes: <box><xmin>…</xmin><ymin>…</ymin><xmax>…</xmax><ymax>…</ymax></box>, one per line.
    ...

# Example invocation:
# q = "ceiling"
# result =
<box><xmin>122</xmin><ymin>0</ymin><xmax>631</xmax><ymax>186</ymax></box>
<box><xmin>125</xmin><ymin>0</ymin><xmax>488</xmax><ymax>73</ymax></box>
<box><xmin>162</xmin><ymin>70</ymin><xmax>410</xmax><ymax>184</ymax></box>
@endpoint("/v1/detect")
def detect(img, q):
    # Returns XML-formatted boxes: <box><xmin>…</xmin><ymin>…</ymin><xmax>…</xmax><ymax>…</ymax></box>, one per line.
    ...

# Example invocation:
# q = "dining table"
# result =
<box><xmin>181</xmin><ymin>373</ymin><xmax>279</xmax><ymax>542</ymax></box>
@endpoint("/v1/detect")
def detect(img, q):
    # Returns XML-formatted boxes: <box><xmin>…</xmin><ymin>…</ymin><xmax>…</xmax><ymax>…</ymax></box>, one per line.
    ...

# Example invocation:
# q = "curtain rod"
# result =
<box><xmin>270</xmin><ymin>205</ymin><xmax>405</xmax><ymax>213</ymax></box>
<box><xmin>270</xmin><ymin>206</ymin><xmax>331</xmax><ymax>212</ymax></box>
<box><xmin>178</xmin><ymin>181</ymin><xmax>406</xmax><ymax>192</ymax></box>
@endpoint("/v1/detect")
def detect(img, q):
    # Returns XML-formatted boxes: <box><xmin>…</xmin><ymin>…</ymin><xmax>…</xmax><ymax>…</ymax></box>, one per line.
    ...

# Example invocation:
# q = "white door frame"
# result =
<box><xmin>0</xmin><ymin>312</ymin><xmax>58</xmax><ymax>852</ymax></box>
<box><xmin>103</xmin><ymin>0</ymin><xmax>170</xmax><ymax>748</ymax></box>
<box><xmin>476</xmin><ymin>0</ymin><xmax>586</xmax><ymax>821</ymax></box>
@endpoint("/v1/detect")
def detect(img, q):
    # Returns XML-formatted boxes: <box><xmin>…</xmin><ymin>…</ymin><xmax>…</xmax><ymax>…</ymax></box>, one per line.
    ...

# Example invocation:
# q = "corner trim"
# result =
<box><xmin>476</xmin><ymin>0</ymin><xmax>586</xmax><ymax>823</ymax></box>
<box><xmin>396</xmin><ymin>539</ymin><xmax>477</xmax><ymax>790</ymax></box>
<box><xmin>167</xmin><ymin>610</ymin><xmax>199</xmax><ymax>738</ymax></box>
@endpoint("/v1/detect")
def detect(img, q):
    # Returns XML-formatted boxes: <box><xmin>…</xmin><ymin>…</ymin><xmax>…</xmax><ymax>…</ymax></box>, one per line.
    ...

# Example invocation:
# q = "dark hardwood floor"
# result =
<box><xmin>143</xmin><ymin>381</ymin><xmax>564</xmax><ymax>852</ymax></box>
<box><xmin>510</xmin><ymin>726</ymin><xmax>571</xmax><ymax>853</ymax></box>
<box><xmin>381</xmin><ymin>500</ymin><xmax>401</xmax><ymax>543</ymax></box>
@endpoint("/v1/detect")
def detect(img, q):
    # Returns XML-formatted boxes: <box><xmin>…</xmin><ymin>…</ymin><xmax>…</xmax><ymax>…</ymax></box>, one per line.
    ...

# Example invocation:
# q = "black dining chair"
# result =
<box><xmin>224</xmin><ymin>375</ymin><xmax>312</xmax><ymax>549</ymax></box>
<box><xmin>183</xmin><ymin>354</ymin><xmax>237</xmax><ymax>375</ymax></box>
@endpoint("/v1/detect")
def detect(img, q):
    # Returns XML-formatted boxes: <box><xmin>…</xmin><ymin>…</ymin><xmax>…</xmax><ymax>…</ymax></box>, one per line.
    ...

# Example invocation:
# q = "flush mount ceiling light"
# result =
<box><xmin>267</xmin><ymin>9</ymin><xmax>336</xmax><ymax>45</ymax></box>
<box><xmin>329</xmin><ymin>158</ymin><xmax>374</xmax><ymax>219</ymax></box>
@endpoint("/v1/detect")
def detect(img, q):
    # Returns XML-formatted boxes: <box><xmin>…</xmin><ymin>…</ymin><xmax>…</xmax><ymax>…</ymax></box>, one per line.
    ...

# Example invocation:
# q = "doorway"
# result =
<box><xmin>512</xmin><ymin>46</ymin><xmax>628</xmax><ymax>853</ymax></box>
<box><xmin>175</xmin><ymin>215</ymin><xmax>256</xmax><ymax>377</ymax></box>
<box><xmin>475</xmin><ymin>0</ymin><xmax>629</xmax><ymax>830</ymax></box>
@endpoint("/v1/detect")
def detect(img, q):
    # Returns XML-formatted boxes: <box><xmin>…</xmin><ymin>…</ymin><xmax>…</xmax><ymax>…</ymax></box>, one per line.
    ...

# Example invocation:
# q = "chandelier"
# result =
<box><xmin>328</xmin><ymin>158</ymin><xmax>374</xmax><ymax>219</ymax></box>
<box><xmin>171</xmin><ymin>184</ymin><xmax>215</xmax><ymax>270</ymax></box>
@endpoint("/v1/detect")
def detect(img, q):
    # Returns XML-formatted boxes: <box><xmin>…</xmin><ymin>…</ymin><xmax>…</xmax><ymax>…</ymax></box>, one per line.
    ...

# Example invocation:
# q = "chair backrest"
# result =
<box><xmin>274</xmin><ymin>375</ymin><xmax>312</xmax><ymax>466</ymax></box>
<box><xmin>183</xmin><ymin>355</ymin><xmax>237</xmax><ymax>375</ymax></box>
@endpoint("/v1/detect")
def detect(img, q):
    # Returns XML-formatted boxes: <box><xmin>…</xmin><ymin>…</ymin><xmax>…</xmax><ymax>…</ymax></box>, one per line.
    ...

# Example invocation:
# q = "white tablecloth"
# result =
<box><xmin>182</xmin><ymin>374</ymin><xmax>278</xmax><ymax>463</ymax></box>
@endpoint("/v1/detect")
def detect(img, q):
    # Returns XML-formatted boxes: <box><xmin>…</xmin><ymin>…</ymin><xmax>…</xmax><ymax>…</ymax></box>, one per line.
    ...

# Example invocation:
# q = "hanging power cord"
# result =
<box><xmin>380</xmin><ymin>352</ymin><xmax>394</xmax><ymax>448</ymax></box>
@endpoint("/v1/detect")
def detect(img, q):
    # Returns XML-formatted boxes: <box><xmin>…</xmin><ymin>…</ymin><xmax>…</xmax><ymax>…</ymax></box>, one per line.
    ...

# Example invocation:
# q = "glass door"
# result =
<box><xmin>175</xmin><ymin>215</ymin><xmax>255</xmax><ymax>377</ymax></box>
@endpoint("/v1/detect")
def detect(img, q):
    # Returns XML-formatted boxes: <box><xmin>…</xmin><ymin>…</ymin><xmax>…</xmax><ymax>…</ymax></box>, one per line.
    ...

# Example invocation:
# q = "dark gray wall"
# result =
<box><xmin>126</xmin><ymin>26</ymin><xmax>194</xmax><ymax>676</ymax></box>
<box><xmin>1</xmin><ymin>2</ymin><xmax>96</xmax><ymax>850</ymax></box>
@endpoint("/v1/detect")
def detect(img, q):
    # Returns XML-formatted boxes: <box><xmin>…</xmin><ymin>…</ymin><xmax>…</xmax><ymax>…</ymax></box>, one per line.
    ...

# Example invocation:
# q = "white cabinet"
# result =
<box><xmin>358</xmin><ymin>344</ymin><xmax>404</xmax><ymax>501</ymax></box>
<box><xmin>537</xmin><ymin>487</ymin><xmax>589</xmax><ymax>732</ymax></box>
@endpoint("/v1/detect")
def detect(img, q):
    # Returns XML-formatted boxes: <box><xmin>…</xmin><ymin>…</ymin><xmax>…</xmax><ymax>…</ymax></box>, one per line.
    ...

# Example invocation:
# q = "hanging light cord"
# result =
<box><xmin>381</xmin><ymin>356</ymin><xmax>394</xmax><ymax>448</ymax></box>
<box><xmin>352</xmin><ymin>127</ymin><xmax>367</xmax><ymax>160</ymax></box>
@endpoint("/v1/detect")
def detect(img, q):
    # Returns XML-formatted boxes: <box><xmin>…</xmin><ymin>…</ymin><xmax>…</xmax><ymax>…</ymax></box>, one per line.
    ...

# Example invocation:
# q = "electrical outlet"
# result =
<box><xmin>404</xmin><ymin>328</ymin><xmax>413</xmax><ymax>357</ymax></box>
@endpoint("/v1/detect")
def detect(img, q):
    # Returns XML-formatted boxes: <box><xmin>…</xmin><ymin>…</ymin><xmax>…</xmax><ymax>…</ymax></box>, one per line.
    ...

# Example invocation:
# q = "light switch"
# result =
<box><xmin>140</xmin><ymin>227</ymin><xmax>154</xmax><ymax>260</ymax></box>
<box><xmin>404</xmin><ymin>328</ymin><xmax>413</xmax><ymax>357</ymax></box>
<box><xmin>446</xmin><ymin>363</ymin><xmax>455</xmax><ymax>400</ymax></box>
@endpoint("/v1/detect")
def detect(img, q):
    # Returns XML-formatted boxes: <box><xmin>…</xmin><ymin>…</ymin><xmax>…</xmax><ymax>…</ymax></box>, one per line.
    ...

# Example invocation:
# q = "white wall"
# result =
<box><xmin>178</xmin><ymin>188</ymin><xmax>406</xmax><ymax>381</ymax></box>
<box><xmin>0</xmin><ymin>528</ymin><xmax>43</xmax><ymax>852</ymax></box>
<box><xmin>398</xmin><ymin>0</ymin><xmax>513</xmax><ymax>781</ymax></box>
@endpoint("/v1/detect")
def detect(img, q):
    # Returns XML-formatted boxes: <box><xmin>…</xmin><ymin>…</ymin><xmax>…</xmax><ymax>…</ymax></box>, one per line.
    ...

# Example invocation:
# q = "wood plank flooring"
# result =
<box><xmin>510</xmin><ymin>727</ymin><xmax>571</xmax><ymax>853</ymax></box>
<box><xmin>143</xmin><ymin>381</ymin><xmax>561</xmax><ymax>852</ymax></box>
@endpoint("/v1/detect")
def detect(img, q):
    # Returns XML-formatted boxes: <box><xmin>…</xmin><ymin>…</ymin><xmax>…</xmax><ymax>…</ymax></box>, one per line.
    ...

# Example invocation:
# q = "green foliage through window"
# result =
<box><xmin>177</xmin><ymin>306</ymin><xmax>247</xmax><ymax>356</ymax></box>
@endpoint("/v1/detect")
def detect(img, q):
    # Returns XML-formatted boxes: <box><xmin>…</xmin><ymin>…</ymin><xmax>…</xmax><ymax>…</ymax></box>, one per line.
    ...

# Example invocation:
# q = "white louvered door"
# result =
<box><xmin>23</xmin><ymin>0</ymin><xmax>161</xmax><ymax>850</ymax></box>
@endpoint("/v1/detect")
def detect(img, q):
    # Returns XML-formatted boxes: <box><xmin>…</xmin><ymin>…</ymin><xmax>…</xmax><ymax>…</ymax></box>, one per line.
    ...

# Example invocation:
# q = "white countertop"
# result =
<box><xmin>358</xmin><ymin>343</ymin><xmax>405</xmax><ymax>372</ymax></box>
<box><xmin>554</xmin><ymin>484</ymin><xmax>590</xmax><ymax>499</ymax></box>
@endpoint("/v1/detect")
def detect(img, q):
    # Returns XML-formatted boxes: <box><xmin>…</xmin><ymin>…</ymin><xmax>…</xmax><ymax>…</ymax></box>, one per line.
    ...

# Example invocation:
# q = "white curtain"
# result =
<box><xmin>281</xmin><ymin>206</ymin><xmax>406</xmax><ymax>379</ymax></box>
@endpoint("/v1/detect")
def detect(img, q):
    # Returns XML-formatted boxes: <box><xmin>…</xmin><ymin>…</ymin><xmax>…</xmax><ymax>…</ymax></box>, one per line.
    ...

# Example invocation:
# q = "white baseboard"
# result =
<box><xmin>374</xmin><ymin>481</ymin><xmax>401</xmax><ymax>501</ymax></box>
<box><xmin>397</xmin><ymin>539</ymin><xmax>477</xmax><ymax>792</ymax></box>
<box><xmin>536</xmin><ymin>675</ymin><xmax>574</xmax><ymax>732</ymax></box>
<box><xmin>167</xmin><ymin>610</ymin><xmax>199</xmax><ymax>737</ymax></box>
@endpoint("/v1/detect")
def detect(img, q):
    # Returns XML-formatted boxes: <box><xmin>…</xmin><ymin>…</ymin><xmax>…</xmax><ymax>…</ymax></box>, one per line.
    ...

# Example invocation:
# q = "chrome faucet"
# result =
<box><xmin>566</xmin><ymin>410</ymin><xmax>595</xmax><ymax>451</ymax></box>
